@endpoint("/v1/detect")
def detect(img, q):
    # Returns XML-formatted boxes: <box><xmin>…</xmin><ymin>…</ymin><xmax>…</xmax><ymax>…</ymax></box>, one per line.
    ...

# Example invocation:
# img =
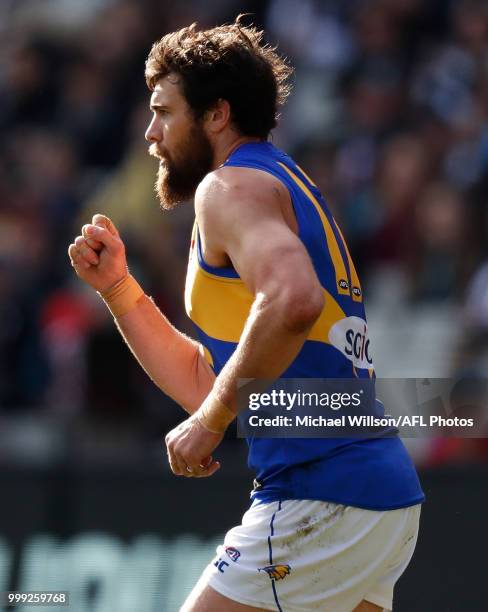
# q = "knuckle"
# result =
<box><xmin>79</xmin><ymin>247</ymin><xmax>90</xmax><ymax>259</ymax></box>
<box><xmin>113</xmin><ymin>239</ymin><xmax>124</xmax><ymax>254</ymax></box>
<box><xmin>86</xmin><ymin>238</ymin><xmax>99</xmax><ymax>249</ymax></box>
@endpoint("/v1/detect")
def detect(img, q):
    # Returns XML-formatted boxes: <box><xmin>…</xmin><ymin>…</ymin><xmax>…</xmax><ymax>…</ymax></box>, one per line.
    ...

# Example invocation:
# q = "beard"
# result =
<box><xmin>150</xmin><ymin>123</ymin><xmax>214</xmax><ymax>210</ymax></box>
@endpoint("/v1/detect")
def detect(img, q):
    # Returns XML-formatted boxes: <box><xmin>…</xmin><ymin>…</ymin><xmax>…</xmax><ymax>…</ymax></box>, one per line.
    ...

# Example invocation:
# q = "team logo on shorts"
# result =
<box><xmin>225</xmin><ymin>546</ymin><xmax>241</xmax><ymax>562</ymax></box>
<box><xmin>258</xmin><ymin>564</ymin><xmax>291</xmax><ymax>581</ymax></box>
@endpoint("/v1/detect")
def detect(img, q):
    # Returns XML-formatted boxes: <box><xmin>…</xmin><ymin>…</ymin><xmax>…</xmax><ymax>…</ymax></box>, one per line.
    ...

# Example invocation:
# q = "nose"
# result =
<box><xmin>145</xmin><ymin>115</ymin><xmax>161</xmax><ymax>143</ymax></box>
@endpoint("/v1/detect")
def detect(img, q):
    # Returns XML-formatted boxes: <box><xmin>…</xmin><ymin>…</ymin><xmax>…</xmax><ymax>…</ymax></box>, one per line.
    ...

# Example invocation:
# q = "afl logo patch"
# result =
<box><xmin>352</xmin><ymin>286</ymin><xmax>362</xmax><ymax>297</ymax></box>
<box><xmin>338</xmin><ymin>279</ymin><xmax>349</xmax><ymax>291</ymax></box>
<box><xmin>225</xmin><ymin>547</ymin><xmax>241</xmax><ymax>562</ymax></box>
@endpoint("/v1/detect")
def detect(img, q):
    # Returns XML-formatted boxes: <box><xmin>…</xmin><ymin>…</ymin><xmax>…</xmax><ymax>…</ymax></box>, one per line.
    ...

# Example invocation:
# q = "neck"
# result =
<box><xmin>211</xmin><ymin>134</ymin><xmax>263</xmax><ymax>169</ymax></box>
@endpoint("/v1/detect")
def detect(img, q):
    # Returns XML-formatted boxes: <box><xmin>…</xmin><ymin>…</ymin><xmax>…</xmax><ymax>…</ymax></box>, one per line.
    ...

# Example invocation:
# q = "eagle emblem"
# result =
<box><xmin>258</xmin><ymin>564</ymin><xmax>291</xmax><ymax>581</ymax></box>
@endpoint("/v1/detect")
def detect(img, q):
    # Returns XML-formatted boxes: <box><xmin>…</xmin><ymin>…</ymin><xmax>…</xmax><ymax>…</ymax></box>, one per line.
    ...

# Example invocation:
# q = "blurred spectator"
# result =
<box><xmin>40</xmin><ymin>285</ymin><xmax>94</xmax><ymax>415</ymax></box>
<box><xmin>455</xmin><ymin>181</ymin><xmax>488</xmax><ymax>375</ymax></box>
<box><xmin>342</xmin><ymin>134</ymin><xmax>428</xmax><ymax>280</ymax></box>
<box><xmin>410</xmin><ymin>182</ymin><xmax>467</xmax><ymax>302</ymax></box>
<box><xmin>0</xmin><ymin>0</ymin><xmax>487</xmax><ymax>469</ymax></box>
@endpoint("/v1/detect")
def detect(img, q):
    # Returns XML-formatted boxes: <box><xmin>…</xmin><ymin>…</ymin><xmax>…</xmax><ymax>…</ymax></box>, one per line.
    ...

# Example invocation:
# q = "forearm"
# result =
<box><xmin>211</xmin><ymin>292</ymin><xmax>318</xmax><ymax>411</ymax></box>
<box><xmin>113</xmin><ymin>294</ymin><xmax>215</xmax><ymax>413</ymax></box>
<box><xmin>69</xmin><ymin>217</ymin><xmax>215</xmax><ymax>414</ymax></box>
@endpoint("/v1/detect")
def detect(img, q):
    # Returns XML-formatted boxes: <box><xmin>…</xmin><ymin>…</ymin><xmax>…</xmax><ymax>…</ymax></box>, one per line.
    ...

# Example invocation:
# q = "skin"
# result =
<box><xmin>68</xmin><ymin>74</ymin><xmax>382</xmax><ymax>612</ymax></box>
<box><xmin>181</xmin><ymin>581</ymin><xmax>383</xmax><ymax>612</ymax></box>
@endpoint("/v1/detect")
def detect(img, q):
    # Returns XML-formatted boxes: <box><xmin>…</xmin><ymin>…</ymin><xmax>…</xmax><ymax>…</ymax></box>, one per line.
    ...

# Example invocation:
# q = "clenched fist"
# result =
<box><xmin>68</xmin><ymin>214</ymin><xmax>128</xmax><ymax>293</ymax></box>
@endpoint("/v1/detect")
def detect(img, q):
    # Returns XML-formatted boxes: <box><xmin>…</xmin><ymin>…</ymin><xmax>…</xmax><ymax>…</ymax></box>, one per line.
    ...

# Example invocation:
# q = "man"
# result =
<box><xmin>68</xmin><ymin>17</ymin><xmax>424</xmax><ymax>612</ymax></box>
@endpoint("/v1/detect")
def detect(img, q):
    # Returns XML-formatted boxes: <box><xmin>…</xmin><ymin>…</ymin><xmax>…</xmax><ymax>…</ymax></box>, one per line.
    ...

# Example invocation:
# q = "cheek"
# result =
<box><xmin>162</xmin><ymin>121</ymin><xmax>179</xmax><ymax>149</ymax></box>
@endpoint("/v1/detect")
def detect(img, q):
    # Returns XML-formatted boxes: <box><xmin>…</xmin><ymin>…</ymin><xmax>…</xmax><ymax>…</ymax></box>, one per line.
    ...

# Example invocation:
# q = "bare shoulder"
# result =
<box><xmin>195</xmin><ymin>166</ymin><xmax>288</xmax><ymax>224</ymax></box>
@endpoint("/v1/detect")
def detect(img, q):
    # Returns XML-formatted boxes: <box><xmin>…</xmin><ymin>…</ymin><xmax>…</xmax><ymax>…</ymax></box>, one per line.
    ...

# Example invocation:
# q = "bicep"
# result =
<box><xmin>197</xmin><ymin>169</ymin><xmax>321</xmax><ymax>297</ymax></box>
<box><xmin>228</xmin><ymin>217</ymin><xmax>320</xmax><ymax>298</ymax></box>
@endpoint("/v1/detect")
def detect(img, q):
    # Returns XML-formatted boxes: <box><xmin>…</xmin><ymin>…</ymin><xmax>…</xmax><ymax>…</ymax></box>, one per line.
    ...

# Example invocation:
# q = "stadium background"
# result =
<box><xmin>0</xmin><ymin>0</ymin><xmax>486</xmax><ymax>610</ymax></box>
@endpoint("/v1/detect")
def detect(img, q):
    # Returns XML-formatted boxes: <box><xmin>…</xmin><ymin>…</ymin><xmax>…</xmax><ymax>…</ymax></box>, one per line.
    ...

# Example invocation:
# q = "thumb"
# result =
<box><xmin>92</xmin><ymin>214</ymin><xmax>119</xmax><ymax>237</ymax></box>
<box><xmin>84</xmin><ymin>224</ymin><xmax>121</xmax><ymax>252</ymax></box>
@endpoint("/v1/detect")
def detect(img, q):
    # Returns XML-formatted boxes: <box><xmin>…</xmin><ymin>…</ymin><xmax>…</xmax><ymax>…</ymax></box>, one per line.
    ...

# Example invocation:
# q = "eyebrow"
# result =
<box><xmin>150</xmin><ymin>102</ymin><xmax>170</xmax><ymax>111</ymax></box>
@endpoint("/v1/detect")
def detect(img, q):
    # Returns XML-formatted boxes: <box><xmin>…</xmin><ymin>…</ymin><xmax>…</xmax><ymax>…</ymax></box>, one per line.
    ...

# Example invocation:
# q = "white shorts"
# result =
<box><xmin>202</xmin><ymin>499</ymin><xmax>421</xmax><ymax>612</ymax></box>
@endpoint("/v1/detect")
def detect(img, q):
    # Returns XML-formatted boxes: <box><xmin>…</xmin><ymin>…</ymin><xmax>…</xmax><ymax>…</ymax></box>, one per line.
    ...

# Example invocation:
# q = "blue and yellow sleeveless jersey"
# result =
<box><xmin>185</xmin><ymin>141</ymin><xmax>424</xmax><ymax>510</ymax></box>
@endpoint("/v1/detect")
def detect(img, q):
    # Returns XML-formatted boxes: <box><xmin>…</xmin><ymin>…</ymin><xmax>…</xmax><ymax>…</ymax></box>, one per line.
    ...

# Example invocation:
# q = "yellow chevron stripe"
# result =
<box><xmin>186</xmin><ymin>254</ymin><xmax>344</xmax><ymax>344</ymax></box>
<box><xmin>277</xmin><ymin>162</ymin><xmax>350</xmax><ymax>297</ymax></box>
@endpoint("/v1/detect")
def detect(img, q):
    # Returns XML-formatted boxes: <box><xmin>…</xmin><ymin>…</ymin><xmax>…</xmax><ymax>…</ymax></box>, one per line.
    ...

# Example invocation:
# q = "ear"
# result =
<box><xmin>204</xmin><ymin>98</ymin><xmax>231</xmax><ymax>134</ymax></box>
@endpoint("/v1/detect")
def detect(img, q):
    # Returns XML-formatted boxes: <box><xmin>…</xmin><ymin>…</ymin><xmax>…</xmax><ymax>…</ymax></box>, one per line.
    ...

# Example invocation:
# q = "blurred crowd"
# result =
<box><xmin>0</xmin><ymin>0</ymin><xmax>487</xmax><ymax>466</ymax></box>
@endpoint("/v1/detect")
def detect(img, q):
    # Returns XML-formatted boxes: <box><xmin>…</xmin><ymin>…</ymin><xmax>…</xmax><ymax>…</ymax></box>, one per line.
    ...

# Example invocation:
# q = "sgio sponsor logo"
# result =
<box><xmin>328</xmin><ymin>316</ymin><xmax>373</xmax><ymax>369</ymax></box>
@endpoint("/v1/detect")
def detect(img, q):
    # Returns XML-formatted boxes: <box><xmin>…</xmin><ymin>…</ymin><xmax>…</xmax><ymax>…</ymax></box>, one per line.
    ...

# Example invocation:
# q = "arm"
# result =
<box><xmin>68</xmin><ymin>214</ymin><xmax>215</xmax><ymax>414</ymax></box>
<box><xmin>196</xmin><ymin>166</ymin><xmax>324</xmax><ymax>409</ymax></box>
<box><xmin>164</xmin><ymin>167</ymin><xmax>324</xmax><ymax>477</ymax></box>
<box><xmin>114</xmin><ymin>296</ymin><xmax>215</xmax><ymax>413</ymax></box>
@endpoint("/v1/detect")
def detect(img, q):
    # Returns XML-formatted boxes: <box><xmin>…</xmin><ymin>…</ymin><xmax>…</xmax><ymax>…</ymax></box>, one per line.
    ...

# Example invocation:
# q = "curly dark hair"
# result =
<box><xmin>145</xmin><ymin>15</ymin><xmax>293</xmax><ymax>139</ymax></box>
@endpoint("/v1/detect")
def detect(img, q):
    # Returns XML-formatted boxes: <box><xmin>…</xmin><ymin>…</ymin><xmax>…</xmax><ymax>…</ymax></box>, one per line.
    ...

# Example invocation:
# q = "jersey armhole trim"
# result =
<box><xmin>195</xmin><ymin>227</ymin><xmax>240</xmax><ymax>279</ymax></box>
